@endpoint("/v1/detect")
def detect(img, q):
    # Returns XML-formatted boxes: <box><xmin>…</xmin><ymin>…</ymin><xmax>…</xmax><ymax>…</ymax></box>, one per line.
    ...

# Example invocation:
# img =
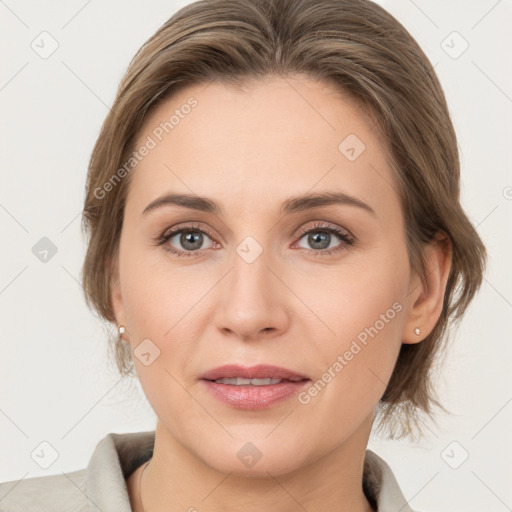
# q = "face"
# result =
<box><xmin>111</xmin><ymin>75</ymin><xmax>418</xmax><ymax>476</ymax></box>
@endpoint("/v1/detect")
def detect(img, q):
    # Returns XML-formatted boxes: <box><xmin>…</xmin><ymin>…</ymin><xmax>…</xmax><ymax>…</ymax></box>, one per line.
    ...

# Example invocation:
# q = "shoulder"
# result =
<box><xmin>0</xmin><ymin>468</ymin><xmax>87</xmax><ymax>512</ymax></box>
<box><xmin>365</xmin><ymin>450</ymin><xmax>429</xmax><ymax>512</ymax></box>
<box><xmin>0</xmin><ymin>430</ymin><xmax>154</xmax><ymax>512</ymax></box>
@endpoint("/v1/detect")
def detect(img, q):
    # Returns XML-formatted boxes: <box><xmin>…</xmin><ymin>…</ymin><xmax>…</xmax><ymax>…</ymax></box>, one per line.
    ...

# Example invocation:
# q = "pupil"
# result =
<box><xmin>309</xmin><ymin>232</ymin><xmax>330</xmax><ymax>250</ymax></box>
<box><xmin>182</xmin><ymin>232</ymin><xmax>202</xmax><ymax>250</ymax></box>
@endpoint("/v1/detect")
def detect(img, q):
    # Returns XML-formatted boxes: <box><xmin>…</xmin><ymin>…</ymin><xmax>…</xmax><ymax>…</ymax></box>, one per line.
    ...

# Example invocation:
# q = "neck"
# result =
<box><xmin>129</xmin><ymin>417</ymin><xmax>375</xmax><ymax>512</ymax></box>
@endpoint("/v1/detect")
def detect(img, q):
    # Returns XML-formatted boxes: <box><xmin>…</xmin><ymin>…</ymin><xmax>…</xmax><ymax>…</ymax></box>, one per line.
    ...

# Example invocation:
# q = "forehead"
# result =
<box><xmin>127</xmin><ymin>76</ymin><xmax>398</xmax><ymax>220</ymax></box>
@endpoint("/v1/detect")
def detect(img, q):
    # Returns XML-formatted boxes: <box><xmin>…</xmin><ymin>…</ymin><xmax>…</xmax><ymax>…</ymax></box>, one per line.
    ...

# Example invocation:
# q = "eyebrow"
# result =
<box><xmin>141</xmin><ymin>191</ymin><xmax>376</xmax><ymax>217</ymax></box>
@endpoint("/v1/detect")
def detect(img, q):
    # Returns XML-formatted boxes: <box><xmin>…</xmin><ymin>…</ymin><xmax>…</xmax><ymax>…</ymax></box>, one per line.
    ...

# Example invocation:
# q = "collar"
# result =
<box><xmin>85</xmin><ymin>430</ymin><xmax>416</xmax><ymax>512</ymax></box>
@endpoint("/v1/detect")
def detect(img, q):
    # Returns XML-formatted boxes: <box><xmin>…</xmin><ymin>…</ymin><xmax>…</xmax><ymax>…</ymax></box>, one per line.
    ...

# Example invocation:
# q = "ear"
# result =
<box><xmin>402</xmin><ymin>232</ymin><xmax>452</xmax><ymax>344</ymax></box>
<box><xmin>109</xmin><ymin>252</ymin><xmax>129</xmax><ymax>343</ymax></box>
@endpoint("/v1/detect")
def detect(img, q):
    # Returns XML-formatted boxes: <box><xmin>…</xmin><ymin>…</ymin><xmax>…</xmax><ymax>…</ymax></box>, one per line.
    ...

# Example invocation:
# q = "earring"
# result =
<box><xmin>118</xmin><ymin>325</ymin><xmax>126</xmax><ymax>335</ymax></box>
<box><xmin>414</xmin><ymin>327</ymin><xmax>421</xmax><ymax>336</ymax></box>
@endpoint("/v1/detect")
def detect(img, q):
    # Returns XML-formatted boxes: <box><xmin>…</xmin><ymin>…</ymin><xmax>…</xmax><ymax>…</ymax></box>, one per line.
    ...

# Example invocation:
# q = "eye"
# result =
<box><xmin>156</xmin><ymin>223</ymin><xmax>217</xmax><ymax>258</ymax></box>
<box><xmin>155</xmin><ymin>221</ymin><xmax>354</xmax><ymax>258</ymax></box>
<box><xmin>294</xmin><ymin>221</ymin><xmax>354</xmax><ymax>256</ymax></box>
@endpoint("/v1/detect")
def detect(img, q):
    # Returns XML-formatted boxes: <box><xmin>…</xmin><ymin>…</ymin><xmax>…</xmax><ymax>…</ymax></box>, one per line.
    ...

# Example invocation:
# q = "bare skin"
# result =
<box><xmin>112</xmin><ymin>75</ymin><xmax>451</xmax><ymax>512</ymax></box>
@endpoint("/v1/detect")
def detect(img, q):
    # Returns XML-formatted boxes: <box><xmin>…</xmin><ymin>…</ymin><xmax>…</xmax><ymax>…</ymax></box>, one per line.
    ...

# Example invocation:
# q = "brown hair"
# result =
<box><xmin>80</xmin><ymin>0</ymin><xmax>486</xmax><ymax>439</ymax></box>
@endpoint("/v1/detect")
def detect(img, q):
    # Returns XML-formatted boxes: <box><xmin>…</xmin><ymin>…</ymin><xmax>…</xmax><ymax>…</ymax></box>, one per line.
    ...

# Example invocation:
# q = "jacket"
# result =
<box><xmin>0</xmin><ymin>430</ymin><xmax>419</xmax><ymax>511</ymax></box>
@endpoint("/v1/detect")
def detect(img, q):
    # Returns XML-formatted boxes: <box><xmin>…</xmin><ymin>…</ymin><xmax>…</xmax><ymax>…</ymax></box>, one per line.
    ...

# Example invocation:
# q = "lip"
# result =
<box><xmin>200</xmin><ymin>364</ymin><xmax>310</xmax><ymax>410</ymax></box>
<box><xmin>200</xmin><ymin>364</ymin><xmax>309</xmax><ymax>381</ymax></box>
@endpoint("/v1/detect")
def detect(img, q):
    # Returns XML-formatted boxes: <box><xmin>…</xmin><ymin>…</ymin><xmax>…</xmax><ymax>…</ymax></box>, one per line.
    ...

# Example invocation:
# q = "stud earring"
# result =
<box><xmin>414</xmin><ymin>327</ymin><xmax>421</xmax><ymax>336</ymax></box>
<box><xmin>118</xmin><ymin>325</ymin><xmax>126</xmax><ymax>335</ymax></box>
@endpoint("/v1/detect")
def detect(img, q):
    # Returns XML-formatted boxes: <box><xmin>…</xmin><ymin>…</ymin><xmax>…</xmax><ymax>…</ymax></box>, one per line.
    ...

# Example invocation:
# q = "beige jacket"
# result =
<box><xmin>0</xmin><ymin>431</ymin><xmax>420</xmax><ymax>511</ymax></box>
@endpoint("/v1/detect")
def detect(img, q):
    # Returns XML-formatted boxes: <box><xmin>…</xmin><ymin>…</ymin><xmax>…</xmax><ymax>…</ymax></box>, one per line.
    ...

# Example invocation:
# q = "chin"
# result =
<box><xmin>195</xmin><ymin>435</ymin><xmax>312</xmax><ymax>477</ymax></box>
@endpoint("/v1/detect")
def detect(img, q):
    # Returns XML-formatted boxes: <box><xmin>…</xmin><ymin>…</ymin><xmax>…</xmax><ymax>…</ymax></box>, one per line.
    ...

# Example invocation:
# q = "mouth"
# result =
<box><xmin>206</xmin><ymin>376</ymin><xmax>306</xmax><ymax>385</ymax></box>
<box><xmin>200</xmin><ymin>364</ymin><xmax>311</xmax><ymax>410</ymax></box>
<box><xmin>200</xmin><ymin>363</ymin><xmax>310</xmax><ymax>382</ymax></box>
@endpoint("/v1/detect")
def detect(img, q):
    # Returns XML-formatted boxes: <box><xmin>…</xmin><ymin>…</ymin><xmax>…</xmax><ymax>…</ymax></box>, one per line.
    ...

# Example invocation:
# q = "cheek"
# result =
<box><xmin>292</xmin><ymin>246</ymin><xmax>409</xmax><ymax>410</ymax></box>
<box><xmin>290</xmin><ymin>298</ymin><xmax>405</xmax><ymax>448</ymax></box>
<box><xmin>118</xmin><ymin>245</ymin><xmax>204</xmax><ymax>421</ymax></box>
<box><xmin>296</xmin><ymin>247</ymin><xmax>408</xmax><ymax>346</ymax></box>
<box><xmin>118</xmin><ymin>232</ymin><xmax>206</xmax><ymax>337</ymax></box>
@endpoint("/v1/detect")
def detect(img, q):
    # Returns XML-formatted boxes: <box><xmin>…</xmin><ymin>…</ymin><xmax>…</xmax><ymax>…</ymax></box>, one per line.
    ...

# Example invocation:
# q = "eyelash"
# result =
<box><xmin>154</xmin><ymin>221</ymin><xmax>355</xmax><ymax>258</ymax></box>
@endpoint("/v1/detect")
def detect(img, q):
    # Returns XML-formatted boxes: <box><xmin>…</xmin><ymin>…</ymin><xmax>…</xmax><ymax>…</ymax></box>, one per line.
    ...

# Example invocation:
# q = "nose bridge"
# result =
<box><xmin>214</xmin><ymin>233</ymin><xmax>290</xmax><ymax>339</ymax></box>
<box><xmin>225</xmin><ymin>211</ymin><xmax>276</xmax><ymax>296</ymax></box>
<box><xmin>229</xmin><ymin>235</ymin><xmax>276</xmax><ymax>310</ymax></box>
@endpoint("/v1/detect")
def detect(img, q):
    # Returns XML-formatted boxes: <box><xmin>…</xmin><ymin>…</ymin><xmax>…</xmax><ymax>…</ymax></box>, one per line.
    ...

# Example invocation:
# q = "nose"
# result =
<box><xmin>213</xmin><ymin>245</ymin><xmax>290</xmax><ymax>342</ymax></box>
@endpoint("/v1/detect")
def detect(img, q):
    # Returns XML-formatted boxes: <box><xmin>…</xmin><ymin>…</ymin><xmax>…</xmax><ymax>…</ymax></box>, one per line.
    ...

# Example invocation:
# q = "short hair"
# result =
<box><xmin>80</xmin><ymin>0</ymin><xmax>486</xmax><ymax>439</ymax></box>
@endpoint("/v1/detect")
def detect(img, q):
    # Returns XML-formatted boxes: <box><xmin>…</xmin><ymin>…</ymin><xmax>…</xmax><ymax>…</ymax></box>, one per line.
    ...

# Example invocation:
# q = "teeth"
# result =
<box><xmin>214</xmin><ymin>377</ymin><xmax>283</xmax><ymax>386</ymax></box>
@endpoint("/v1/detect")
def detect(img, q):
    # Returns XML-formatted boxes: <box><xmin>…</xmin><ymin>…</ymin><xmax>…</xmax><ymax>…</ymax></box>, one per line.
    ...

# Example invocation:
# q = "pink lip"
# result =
<box><xmin>200</xmin><ymin>364</ymin><xmax>310</xmax><ymax>410</ymax></box>
<box><xmin>200</xmin><ymin>364</ymin><xmax>309</xmax><ymax>381</ymax></box>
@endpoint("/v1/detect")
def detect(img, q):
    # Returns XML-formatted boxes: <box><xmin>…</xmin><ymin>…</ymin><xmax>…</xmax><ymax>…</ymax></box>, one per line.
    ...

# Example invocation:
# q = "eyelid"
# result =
<box><xmin>161</xmin><ymin>220</ymin><xmax>353</xmax><ymax>241</ymax></box>
<box><xmin>294</xmin><ymin>220</ymin><xmax>353</xmax><ymax>240</ymax></box>
<box><xmin>158</xmin><ymin>222</ymin><xmax>220</xmax><ymax>250</ymax></box>
<box><xmin>161</xmin><ymin>222</ymin><xmax>216</xmax><ymax>241</ymax></box>
<box><xmin>156</xmin><ymin>219</ymin><xmax>355</xmax><ymax>257</ymax></box>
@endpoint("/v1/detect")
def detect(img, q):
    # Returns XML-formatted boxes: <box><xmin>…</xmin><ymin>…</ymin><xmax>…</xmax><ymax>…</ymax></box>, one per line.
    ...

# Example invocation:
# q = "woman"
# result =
<box><xmin>0</xmin><ymin>0</ymin><xmax>486</xmax><ymax>510</ymax></box>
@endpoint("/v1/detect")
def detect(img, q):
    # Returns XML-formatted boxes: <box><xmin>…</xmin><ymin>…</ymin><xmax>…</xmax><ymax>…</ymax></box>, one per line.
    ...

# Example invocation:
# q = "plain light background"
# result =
<box><xmin>1</xmin><ymin>1</ymin><xmax>511</xmax><ymax>511</ymax></box>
